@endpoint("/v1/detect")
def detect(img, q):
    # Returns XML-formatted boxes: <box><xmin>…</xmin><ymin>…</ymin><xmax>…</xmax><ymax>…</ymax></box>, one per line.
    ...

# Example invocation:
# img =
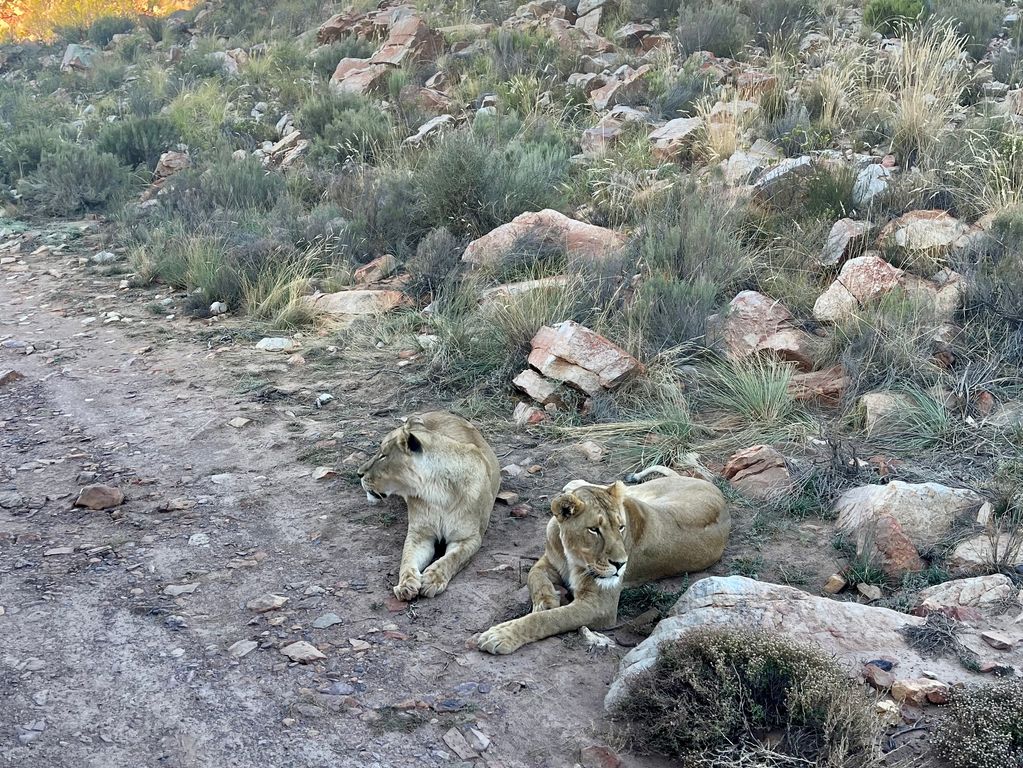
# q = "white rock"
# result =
<box><xmin>228</xmin><ymin>640</ymin><xmax>258</xmax><ymax>658</ymax></box>
<box><xmin>281</xmin><ymin>641</ymin><xmax>326</xmax><ymax>663</ymax></box>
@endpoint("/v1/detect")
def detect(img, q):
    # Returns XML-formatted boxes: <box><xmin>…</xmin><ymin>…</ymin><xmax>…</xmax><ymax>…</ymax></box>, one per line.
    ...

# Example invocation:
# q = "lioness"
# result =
<box><xmin>477</xmin><ymin>467</ymin><xmax>729</xmax><ymax>654</ymax></box>
<box><xmin>358</xmin><ymin>411</ymin><xmax>500</xmax><ymax>601</ymax></box>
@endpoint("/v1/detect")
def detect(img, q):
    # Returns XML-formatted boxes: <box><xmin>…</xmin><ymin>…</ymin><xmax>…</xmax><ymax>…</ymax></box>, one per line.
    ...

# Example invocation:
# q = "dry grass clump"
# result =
<box><xmin>612</xmin><ymin>628</ymin><xmax>884</xmax><ymax>767</ymax></box>
<box><xmin>931</xmin><ymin>679</ymin><xmax>1023</xmax><ymax>768</ymax></box>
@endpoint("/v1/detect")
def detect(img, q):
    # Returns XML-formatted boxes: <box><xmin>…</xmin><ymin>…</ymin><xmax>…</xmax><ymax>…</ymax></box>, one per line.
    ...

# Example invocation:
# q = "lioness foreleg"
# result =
<box><xmin>526</xmin><ymin>555</ymin><xmax>561</xmax><ymax>613</ymax></box>
<box><xmin>477</xmin><ymin>602</ymin><xmax>608</xmax><ymax>655</ymax></box>
<box><xmin>394</xmin><ymin>529</ymin><xmax>435</xmax><ymax>601</ymax></box>
<box><xmin>420</xmin><ymin>535</ymin><xmax>482</xmax><ymax>598</ymax></box>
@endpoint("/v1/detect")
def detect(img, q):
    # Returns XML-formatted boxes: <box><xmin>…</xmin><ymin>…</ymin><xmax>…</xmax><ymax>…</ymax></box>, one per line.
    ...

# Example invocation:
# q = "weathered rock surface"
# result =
<box><xmin>917</xmin><ymin>575</ymin><xmax>1019</xmax><ymax>615</ymax></box>
<box><xmin>462</xmin><ymin>210</ymin><xmax>626</xmax><ymax>268</ymax></box>
<box><xmin>305</xmin><ymin>289</ymin><xmax>408</xmax><ymax>316</ymax></box>
<box><xmin>813</xmin><ymin>254</ymin><xmax>903</xmax><ymax>322</ymax></box>
<box><xmin>878</xmin><ymin>210</ymin><xmax>969</xmax><ymax>254</ymax></box>
<box><xmin>709</xmin><ymin>290</ymin><xmax>823</xmax><ymax>372</ymax></box>
<box><xmin>721</xmin><ymin>445</ymin><xmax>791</xmax><ymax>500</ymax></box>
<box><xmin>834</xmin><ymin>481</ymin><xmax>983</xmax><ymax>552</ymax></box>
<box><xmin>74</xmin><ymin>485</ymin><xmax>125</xmax><ymax>510</ymax></box>
<box><xmin>605</xmin><ymin>576</ymin><xmax>999</xmax><ymax>710</ymax></box>
<box><xmin>528</xmin><ymin>321</ymin><xmax>642</xmax><ymax>395</ymax></box>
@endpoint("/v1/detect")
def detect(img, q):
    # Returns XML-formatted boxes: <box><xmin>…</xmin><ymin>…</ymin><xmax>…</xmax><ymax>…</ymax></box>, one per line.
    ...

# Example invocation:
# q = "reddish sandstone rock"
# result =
<box><xmin>306</xmin><ymin>289</ymin><xmax>408</xmax><ymax>315</ymax></box>
<box><xmin>648</xmin><ymin>117</ymin><xmax>702</xmax><ymax>161</ymax></box>
<box><xmin>370</xmin><ymin>15</ymin><xmax>443</xmax><ymax>67</ymax></box>
<box><xmin>709</xmin><ymin>290</ymin><xmax>822</xmax><ymax>372</ymax></box>
<box><xmin>722</xmin><ymin>445</ymin><xmax>791</xmax><ymax>500</ymax></box>
<box><xmin>871</xmin><ymin>513</ymin><xmax>926</xmax><ymax>580</ymax></box>
<box><xmin>354</xmin><ymin>255</ymin><xmax>398</xmax><ymax>285</ymax></box>
<box><xmin>812</xmin><ymin>254</ymin><xmax>904</xmax><ymax>322</ymax></box>
<box><xmin>878</xmin><ymin>210</ymin><xmax>969</xmax><ymax>254</ymax></box>
<box><xmin>820</xmin><ymin>218</ymin><xmax>870</xmax><ymax>267</ymax></box>
<box><xmin>462</xmin><ymin>210</ymin><xmax>626</xmax><ymax>269</ymax></box>
<box><xmin>330</xmin><ymin>59</ymin><xmax>392</xmax><ymax>95</ymax></box>
<box><xmin>787</xmin><ymin>365</ymin><xmax>849</xmax><ymax>405</ymax></box>
<box><xmin>538</xmin><ymin>321</ymin><xmax>642</xmax><ymax>389</ymax></box>
<box><xmin>512</xmin><ymin>369</ymin><xmax>561</xmax><ymax>405</ymax></box>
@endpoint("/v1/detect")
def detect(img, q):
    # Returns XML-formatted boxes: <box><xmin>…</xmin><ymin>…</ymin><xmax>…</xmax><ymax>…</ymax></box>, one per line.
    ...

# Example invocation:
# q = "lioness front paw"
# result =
<box><xmin>531</xmin><ymin>595</ymin><xmax>558</xmax><ymax>613</ymax></box>
<box><xmin>477</xmin><ymin>623</ymin><xmax>524</xmax><ymax>655</ymax></box>
<box><xmin>418</xmin><ymin>567</ymin><xmax>449</xmax><ymax>598</ymax></box>
<box><xmin>393</xmin><ymin>571</ymin><xmax>422</xmax><ymax>602</ymax></box>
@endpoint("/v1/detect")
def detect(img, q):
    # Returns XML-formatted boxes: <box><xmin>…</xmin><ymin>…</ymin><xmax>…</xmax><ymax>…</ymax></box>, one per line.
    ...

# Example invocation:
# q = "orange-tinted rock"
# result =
<box><xmin>306</xmin><ymin>289</ymin><xmax>408</xmax><ymax>315</ymax></box>
<box><xmin>813</xmin><ymin>255</ymin><xmax>903</xmax><ymax>322</ymax></box>
<box><xmin>722</xmin><ymin>445</ymin><xmax>791</xmax><ymax>500</ymax></box>
<box><xmin>872</xmin><ymin>513</ymin><xmax>926</xmax><ymax>579</ymax></box>
<box><xmin>710</xmin><ymin>290</ymin><xmax>822</xmax><ymax>372</ymax></box>
<box><xmin>371</xmin><ymin>16</ymin><xmax>443</xmax><ymax>67</ymax></box>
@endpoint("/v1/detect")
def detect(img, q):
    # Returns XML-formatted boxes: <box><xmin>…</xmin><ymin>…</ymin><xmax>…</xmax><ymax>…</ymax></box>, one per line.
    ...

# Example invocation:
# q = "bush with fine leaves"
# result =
<box><xmin>18</xmin><ymin>145</ymin><xmax>132</xmax><ymax>215</ymax></box>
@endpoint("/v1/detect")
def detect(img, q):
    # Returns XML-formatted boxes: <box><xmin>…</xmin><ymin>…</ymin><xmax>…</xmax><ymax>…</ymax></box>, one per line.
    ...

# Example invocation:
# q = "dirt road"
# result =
<box><xmin>0</xmin><ymin>220</ymin><xmax>675</xmax><ymax>768</ymax></box>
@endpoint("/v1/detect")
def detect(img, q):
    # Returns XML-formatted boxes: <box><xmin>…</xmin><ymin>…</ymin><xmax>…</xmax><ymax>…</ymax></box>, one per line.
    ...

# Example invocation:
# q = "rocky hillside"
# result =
<box><xmin>1</xmin><ymin>0</ymin><xmax>1022</xmax><ymax>766</ymax></box>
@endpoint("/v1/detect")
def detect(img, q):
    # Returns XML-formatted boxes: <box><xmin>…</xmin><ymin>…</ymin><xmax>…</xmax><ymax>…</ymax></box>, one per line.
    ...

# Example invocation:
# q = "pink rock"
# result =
<box><xmin>306</xmin><ymin>289</ymin><xmax>408</xmax><ymax>315</ymax></box>
<box><xmin>589</xmin><ymin>64</ymin><xmax>650</xmax><ymax>110</ymax></box>
<box><xmin>513</xmin><ymin>369</ymin><xmax>560</xmax><ymax>405</ymax></box>
<box><xmin>878</xmin><ymin>210</ymin><xmax>968</xmax><ymax>253</ymax></box>
<box><xmin>721</xmin><ymin>445</ymin><xmax>791</xmax><ymax>500</ymax></box>
<box><xmin>370</xmin><ymin>16</ymin><xmax>443</xmax><ymax>67</ymax></box>
<box><xmin>710</xmin><ymin>290</ymin><xmax>822</xmax><ymax>372</ymax></box>
<box><xmin>820</xmin><ymin>218</ymin><xmax>870</xmax><ymax>267</ymax></box>
<box><xmin>462</xmin><ymin>210</ymin><xmax>626</xmax><ymax>269</ymax></box>
<box><xmin>513</xmin><ymin>401</ymin><xmax>547</xmax><ymax>426</ymax></box>
<box><xmin>812</xmin><ymin>255</ymin><xmax>904</xmax><ymax>322</ymax></box>
<box><xmin>737</xmin><ymin>69</ymin><xmax>778</xmax><ymax>98</ymax></box>
<box><xmin>354</xmin><ymin>255</ymin><xmax>397</xmax><ymax>285</ymax></box>
<box><xmin>872</xmin><ymin>513</ymin><xmax>926</xmax><ymax>580</ymax></box>
<box><xmin>648</xmin><ymin>117</ymin><xmax>702</xmax><ymax>161</ymax></box>
<box><xmin>787</xmin><ymin>365</ymin><xmax>849</xmax><ymax>405</ymax></box>
<box><xmin>537</xmin><ymin>321</ymin><xmax>643</xmax><ymax>390</ymax></box>
<box><xmin>330</xmin><ymin>59</ymin><xmax>393</xmax><ymax>95</ymax></box>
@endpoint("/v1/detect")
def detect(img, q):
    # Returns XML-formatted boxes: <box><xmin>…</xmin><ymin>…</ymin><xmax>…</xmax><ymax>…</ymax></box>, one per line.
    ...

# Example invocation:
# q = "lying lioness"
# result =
<box><xmin>477</xmin><ymin>467</ymin><xmax>730</xmax><ymax>654</ymax></box>
<box><xmin>358</xmin><ymin>411</ymin><xmax>500</xmax><ymax>601</ymax></box>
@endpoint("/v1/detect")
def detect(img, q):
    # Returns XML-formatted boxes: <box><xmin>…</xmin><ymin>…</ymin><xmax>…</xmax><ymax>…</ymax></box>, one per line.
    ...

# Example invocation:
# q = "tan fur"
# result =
<box><xmin>358</xmin><ymin>412</ymin><xmax>500</xmax><ymax>601</ymax></box>
<box><xmin>477</xmin><ymin>468</ymin><xmax>729</xmax><ymax>654</ymax></box>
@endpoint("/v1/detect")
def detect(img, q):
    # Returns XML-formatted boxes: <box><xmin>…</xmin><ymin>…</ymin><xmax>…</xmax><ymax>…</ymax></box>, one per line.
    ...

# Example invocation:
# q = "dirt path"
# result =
<box><xmin>0</xmin><ymin>221</ymin><xmax>675</xmax><ymax>768</ymax></box>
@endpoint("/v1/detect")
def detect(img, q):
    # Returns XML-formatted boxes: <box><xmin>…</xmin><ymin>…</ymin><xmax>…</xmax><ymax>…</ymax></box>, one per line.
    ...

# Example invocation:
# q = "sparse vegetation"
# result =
<box><xmin>613</xmin><ymin>628</ymin><xmax>883</xmax><ymax>766</ymax></box>
<box><xmin>932</xmin><ymin>679</ymin><xmax>1023</xmax><ymax>768</ymax></box>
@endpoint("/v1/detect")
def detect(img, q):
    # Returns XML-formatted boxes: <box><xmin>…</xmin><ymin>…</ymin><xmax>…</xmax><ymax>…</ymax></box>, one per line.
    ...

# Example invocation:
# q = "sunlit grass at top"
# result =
<box><xmin>1</xmin><ymin>1</ymin><xmax>195</xmax><ymax>42</ymax></box>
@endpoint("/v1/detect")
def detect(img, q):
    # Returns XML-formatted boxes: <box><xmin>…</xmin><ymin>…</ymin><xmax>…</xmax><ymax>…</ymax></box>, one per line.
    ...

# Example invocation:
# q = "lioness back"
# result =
<box><xmin>415</xmin><ymin>411</ymin><xmax>501</xmax><ymax>496</ymax></box>
<box><xmin>623</xmin><ymin>476</ymin><xmax>729</xmax><ymax>583</ymax></box>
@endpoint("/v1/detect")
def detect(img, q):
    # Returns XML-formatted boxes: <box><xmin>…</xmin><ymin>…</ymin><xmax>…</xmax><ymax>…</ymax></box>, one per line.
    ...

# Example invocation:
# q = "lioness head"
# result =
<box><xmin>357</xmin><ymin>420</ymin><xmax>427</xmax><ymax>504</ymax></box>
<box><xmin>550</xmin><ymin>483</ymin><xmax>629</xmax><ymax>590</ymax></box>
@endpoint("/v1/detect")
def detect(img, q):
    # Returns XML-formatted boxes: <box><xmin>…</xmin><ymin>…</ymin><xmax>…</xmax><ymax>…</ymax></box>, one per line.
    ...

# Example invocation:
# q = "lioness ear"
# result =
<box><xmin>551</xmin><ymin>492</ymin><xmax>583</xmax><ymax>520</ymax></box>
<box><xmin>404</xmin><ymin>432</ymin><xmax>424</xmax><ymax>454</ymax></box>
<box><xmin>608</xmin><ymin>481</ymin><xmax>626</xmax><ymax>501</ymax></box>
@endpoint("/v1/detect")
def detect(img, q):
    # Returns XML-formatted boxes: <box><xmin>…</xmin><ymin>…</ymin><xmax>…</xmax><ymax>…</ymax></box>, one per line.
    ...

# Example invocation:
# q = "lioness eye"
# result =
<box><xmin>587</xmin><ymin>527</ymin><xmax>599</xmax><ymax>535</ymax></box>
<box><xmin>619</xmin><ymin>525</ymin><xmax>626</xmax><ymax>532</ymax></box>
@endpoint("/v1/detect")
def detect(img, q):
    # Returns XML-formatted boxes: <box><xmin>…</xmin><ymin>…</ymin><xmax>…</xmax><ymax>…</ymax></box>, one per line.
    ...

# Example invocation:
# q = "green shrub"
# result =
<box><xmin>613</xmin><ymin>628</ymin><xmax>882</xmax><ymax>766</ymax></box>
<box><xmin>931</xmin><ymin>0</ymin><xmax>1003</xmax><ymax>59</ymax></box>
<box><xmin>646</xmin><ymin>58</ymin><xmax>715</xmax><ymax>120</ymax></box>
<box><xmin>87</xmin><ymin>15</ymin><xmax>135</xmax><ymax>48</ymax></box>
<box><xmin>864</xmin><ymin>0</ymin><xmax>927</xmax><ymax>36</ymax></box>
<box><xmin>406</xmin><ymin>226</ymin><xmax>463</xmax><ymax>297</ymax></box>
<box><xmin>744</xmin><ymin>0</ymin><xmax>816</xmax><ymax>49</ymax></box>
<box><xmin>677</xmin><ymin>3</ymin><xmax>752</xmax><ymax>57</ymax></box>
<box><xmin>932</xmin><ymin>679</ymin><xmax>1023</xmax><ymax>768</ymax></box>
<box><xmin>169</xmin><ymin>155</ymin><xmax>284</xmax><ymax>213</ymax></box>
<box><xmin>96</xmin><ymin>116</ymin><xmax>180</xmax><ymax>172</ymax></box>
<box><xmin>139</xmin><ymin>15</ymin><xmax>166</xmax><ymax>43</ymax></box>
<box><xmin>18</xmin><ymin>145</ymin><xmax>132</xmax><ymax>215</ymax></box>
<box><xmin>0</xmin><ymin>127</ymin><xmax>63</xmax><ymax>184</ymax></box>
<box><xmin>299</xmin><ymin>93</ymin><xmax>394</xmax><ymax>166</ymax></box>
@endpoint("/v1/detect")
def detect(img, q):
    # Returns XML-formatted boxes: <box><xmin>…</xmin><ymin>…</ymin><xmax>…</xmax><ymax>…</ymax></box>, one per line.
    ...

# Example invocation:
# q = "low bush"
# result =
<box><xmin>163</xmin><ymin>155</ymin><xmax>284</xmax><ymax>215</ymax></box>
<box><xmin>298</xmin><ymin>93</ymin><xmax>394</xmax><ymax>166</ymax></box>
<box><xmin>18</xmin><ymin>144</ymin><xmax>132</xmax><ymax>215</ymax></box>
<box><xmin>86</xmin><ymin>15</ymin><xmax>135</xmax><ymax>47</ymax></box>
<box><xmin>744</xmin><ymin>0</ymin><xmax>816</xmax><ymax>50</ymax></box>
<box><xmin>0</xmin><ymin>127</ymin><xmax>63</xmax><ymax>184</ymax></box>
<box><xmin>677</xmin><ymin>3</ymin><xmax>753</xmax><ymax>57</ymax></box>
<box><xmin>309</xmin><ymin>38</ymin><xmax>374</xmax><ymax>79</ymax></box>
<box><xmin>931</xmin><ymin>0</ymin><xmax>1003</xmax><ymax>59</ymax></box>
<box><xmin>96</xmin><ymin>116</ymin><xmax>181</xmax><ymax>172</ymax></box>
<box><xmin>864</xmin><ymin>0</ymin><xmax>927</xmax><ymax>36</ymax></box>
<box><xmin>932</xmin><ymin>678</ymin><xmax>1023</xmax><ymax>767</ymax></box>
<box><xmin>613</xmin><ymin>628</ymin><xmax>882</xmax><ymax>766</ymax></box>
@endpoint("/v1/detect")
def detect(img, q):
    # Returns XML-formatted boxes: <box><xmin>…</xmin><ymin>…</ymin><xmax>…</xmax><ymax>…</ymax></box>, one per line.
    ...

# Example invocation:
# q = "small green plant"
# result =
<box><xmin>931</xmin><ymin>0</ymin><xmax>1003</xmax><ymax>59</ymax></box>
<box><xmin>18</xmin><ymin>145</ymin><xmax>132</xmax><ymax>215</ymax></box>
<box><xmin>86</xmin><ymin>15</ymin><xmax>135</xmax><ymax>47</ymax></box>
<box><xmin>96</xmin><ymin>116</ymin><xmax>180</xmax><ymax>172</ymax></box>
<box><xmin>701</xmin><ymin>357</ymin><xmax>800</xmax><ymax>428</ymax></box>
<box><xmin>618</xmin><ymin>582</ymin><xmax>688</xmax><ymax>619</ymax></box>
<box><xmin>613</xmin><ymin>628</ymin><xmax>883</xmax><ymax>766</ymax></box>
<box><xmin>676</xmin><ymin>3</ymin><xmax>753</xmax><ymax>57</ymax></box>
<box><xmin>933</xmin><ymin>679</ymin><xmax>1023</xmax><ymax>767</ymax></box>
<box><xmin>864</xmin><ymin>0</ymin><xmax>926</xmax><ymax>36</ymax></box>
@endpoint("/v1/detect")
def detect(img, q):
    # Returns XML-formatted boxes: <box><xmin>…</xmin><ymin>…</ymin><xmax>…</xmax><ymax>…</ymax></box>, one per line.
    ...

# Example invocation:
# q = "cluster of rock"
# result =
<box><xmin>607</xmin><ymin>575</ymin><xmax>1022</xmax><ymax>719</ymax></box>
<box><xmin>511</xmin><ymin>321</ymin><xmax>643</xmax><ymax>425</ymax></box>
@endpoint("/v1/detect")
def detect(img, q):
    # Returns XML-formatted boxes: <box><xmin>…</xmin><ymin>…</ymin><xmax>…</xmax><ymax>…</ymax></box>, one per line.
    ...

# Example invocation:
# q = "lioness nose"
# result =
<box><xmin>610</xmin><ymin>560</ymin><xmax>626</xmax><ymax>570</ymax></box>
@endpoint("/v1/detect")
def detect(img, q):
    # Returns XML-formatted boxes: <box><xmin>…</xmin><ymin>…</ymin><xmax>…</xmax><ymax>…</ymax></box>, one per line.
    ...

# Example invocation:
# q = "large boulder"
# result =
<box><xmin>708</xmin><ymin>290</ymin><xmax>823</xmax><ymax>372</ymax></box>
<box><xmin>61</xmin><ymin>44</ymin><xmax>97</xmax><ymax>72</ymax></box>
<box><xmin>529</xmin><ymin>321</ymin><xmax>642</xmax><ymax>394</ymax></box>
<box><xmin>878</xmin><ymin>210</ymin><xmax>969</xmax><ymax>255</ymax></box>
<box><xmin>834</xmin><ymin>481</ymin><xmax>984</xmax><ymax>553</ymax></box>
<box><xmin>787</xmin><ymin>365</ymin><xmax>849</xmax><ymax>405</ymax></box>
<box><xmin>917</xmin><ymin>575</ymin><xmax>1020</xmax><ymax>616</ymax></box>
<box><xmin>305</xmin><ymin>289</ymin><xmax>408</xmax><ymax>315</ymax></box>
<box><xmin>462</xmin><ymin>210</ymin><xmax>626</xmax><ymax>269</ymax></box>
<box><xmin>812</xmin><ymin>254</ymin><xmax>903</xmax><ymax>322</ymax></box>
<box><xmin>370</xmin><ymin>15</ymin><xmax>443</xmax><ymax>66</ymax></box>
<box><xmin>330</xmin><ymin>58</ymin><xmax>392</xmax><ymax>95</ymax></box>
<box><xmin>721</xmin><ymin>445</ymin><xmax>791</xmax><ymax>500</ymax></box>
<box><xmin>605</xmin><ymin>576</ymin><xmax>996</xmax><ymax>710</ymax></box>
<box><xmin>648</xmin><ymin>117</ymin><xmax>702</xmax><ymax>161</ymax></box>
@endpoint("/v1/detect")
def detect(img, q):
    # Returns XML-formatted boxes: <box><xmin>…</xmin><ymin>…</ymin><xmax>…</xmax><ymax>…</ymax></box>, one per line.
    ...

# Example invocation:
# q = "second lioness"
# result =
<box><xmin>477</xmin><ymin>467</ymin><xmax>730</xmax><ymax>654</ymax></box>
<box><xmin>358</xmin><ymin>411</ymin><xmax>500</xmax><ymax>601</ymax></box>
